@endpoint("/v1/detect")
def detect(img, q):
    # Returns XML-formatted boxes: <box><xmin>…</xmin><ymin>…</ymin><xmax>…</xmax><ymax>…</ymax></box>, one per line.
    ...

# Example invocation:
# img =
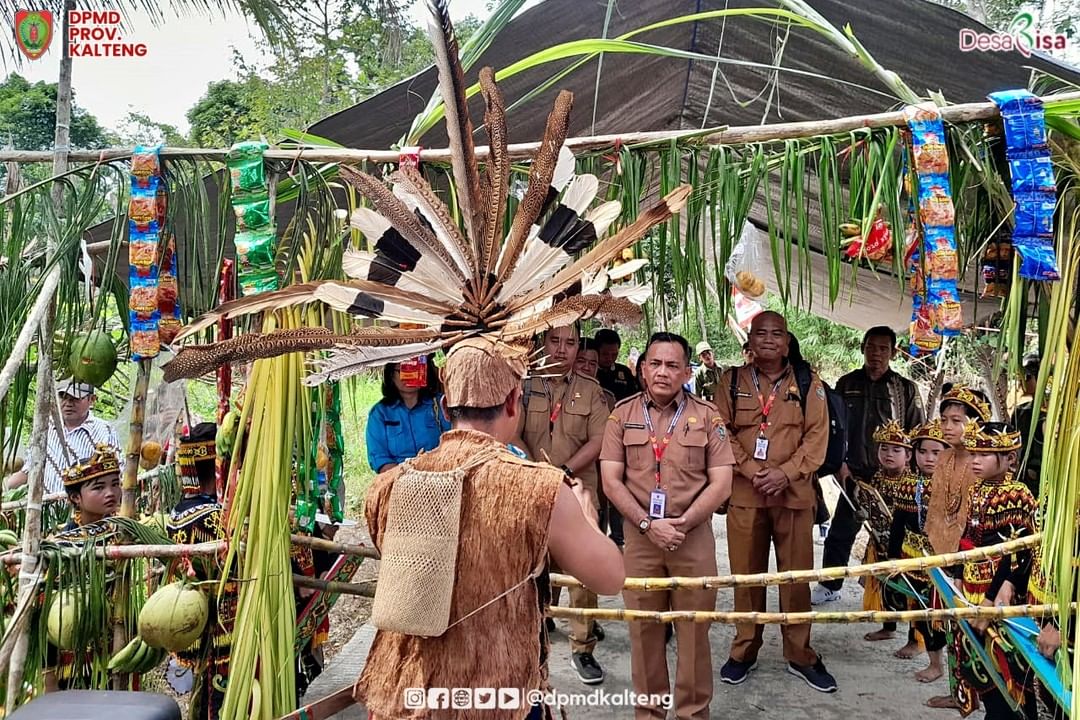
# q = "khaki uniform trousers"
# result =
<box><xmin>550</xmin><ymin>475</ymin><xmax>599</xmax><ymax>654</ymax></box>
<box><xmin>623</xmin><ymin>519</ymin><xmax>716</xmax><ymax>720</ymax></box>
<box><xmin>726</xmin><ymin>504</ymin><xmax>818</xmax><ymax>667</ymax></box>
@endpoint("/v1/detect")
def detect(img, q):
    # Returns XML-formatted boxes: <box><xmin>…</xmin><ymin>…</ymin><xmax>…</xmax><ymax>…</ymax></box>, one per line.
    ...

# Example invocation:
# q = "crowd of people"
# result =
<box><xmin>3</xmin><ymin>311</ymin><xmax>1060</xmax><ymax>720</ymax></box>
<box><xmin>359</xmin><ymin>313</ymin><xmax>1060</xmax><ymax>720</ymax></box>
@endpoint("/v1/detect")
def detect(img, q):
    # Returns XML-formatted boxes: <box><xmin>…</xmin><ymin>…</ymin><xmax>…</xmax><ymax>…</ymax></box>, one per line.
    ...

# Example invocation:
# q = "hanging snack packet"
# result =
<box><xmin>399</xmin><ymin>356</ymin><xmax>429</xmax><ymax>389</ymax></box>
<box><xmin>724</xmin><ymin>220</ymin><xmax>767</xmax><ymax>298</ymax></box>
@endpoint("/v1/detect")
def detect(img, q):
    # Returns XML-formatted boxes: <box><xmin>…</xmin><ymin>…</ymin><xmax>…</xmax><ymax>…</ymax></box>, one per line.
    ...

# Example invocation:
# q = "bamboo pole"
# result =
<box><xmin>289</xmin><ymin>533</ymin><xmax>381</xmax><ymax>559</ymax></box>
<box><xmin>5</xmin><ymin>3</ymin><xmax>74</xmax><ymax>706</ymax></box>
<box><xmin>548</xmin><ymin>602</ymin><xmax>1074</xmax><ymax>625</ymax></box>
<box><xmin>2</xmin><ymin>91</ymin><xmax>1078</xmax><ymax>167</ymax></box>
<box><xmin>0</xmin><ymin>493</ymin><xmax>66</xmax><ymax>512</ymax></box>
<box><xmin>0</xmin><ymin>265</ymin><xmax>61</xmax><ymax>405</ymax></box>
<box><xmin>292</xmin><ymin>574</ymin><xmax>376</xmax><ymax>598</ymax></box>
<box><xmin>552</xmin><ymin>533</ymin><xmax>1041</xmax><ymax>591</ymax></box>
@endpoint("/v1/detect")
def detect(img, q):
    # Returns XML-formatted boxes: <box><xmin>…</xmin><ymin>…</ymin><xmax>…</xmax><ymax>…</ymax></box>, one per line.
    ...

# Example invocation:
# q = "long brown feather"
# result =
<box><xmin>174</xmin><ymin>282</ymin><xmax>327</xmax><ymax>342</ymax></box>
<box><xmin>496</xmin><ymin>90</ymin><xmax>573</xmax><ymax>283</ymax></box>
<box><xmin>507</xmin><ymin>185</ymin><xmax>692</xmax><ymax>313</ymax></box>
<box><xmin>498</xmin><ymin>295</ymin><xmax>643</xmax><ymax>341</ymax></box>
<box><xmin>163</xmin><ymin>327</ymin><xmax>342</xmax><ymax>382</ymax></box>
<box><xmin>339</xmin><ymin>165</ymin><xmax>465</xmax><ymax>281</ymax></box>
<box><xmin>478</xmin><ymin>66</ymin><xmax>509</xmax><ymax>280</ymax></box>
<box><xmin>426</xmin><ymin>0</ymin><xmax>483</xmax><ymax>251</ymax></box>
<box><xmin>391</xmin><ymin>164</ymin><xmax>474</xmax><ymax>272</ymax></box>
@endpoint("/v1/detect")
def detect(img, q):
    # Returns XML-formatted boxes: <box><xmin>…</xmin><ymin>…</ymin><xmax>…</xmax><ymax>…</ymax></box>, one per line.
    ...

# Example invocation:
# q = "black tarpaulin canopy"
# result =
<box><xmin>91</xmin><ymin>0</ymin><xmax>1080</xmax><ymax>330</ymax></box>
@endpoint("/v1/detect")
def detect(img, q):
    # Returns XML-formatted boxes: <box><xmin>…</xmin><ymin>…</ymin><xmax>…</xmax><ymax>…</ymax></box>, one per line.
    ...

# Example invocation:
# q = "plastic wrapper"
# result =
<box><xmin>398</xmin><ymin>356</ymin><xmax>429</xmax><ymax>389</ymax></box>
<box><xmin>988</xmin><ymin>89</ymin><xmax>1059</xmax><ymax>282</ymax></box>
<box><xmin>129</xmin><ymin>191</ymin><xmax>157</xmax><ymax>226</ymax></box>
<box><xmin>131</xmin><ymin>147</ymin><xmax>162</xmax><ymax>187</ymax></box>
<box><xmin>234</xmin><ymin>194</ymin><xmax>271</xmax><ymax>231</ymax></box>
<box><xmin>239</xmin><ymin>269</ymin><xmax>279</xmax><ymax>296</ymax></box>
<box><xmin>724</xmin><ymin>220</ymin><xmax>767</xmax><ymax>298</ymax></box>
<box><xmin>928</xmin><ymin>278</ymin><xmax>963</xmax><ymax>335</ymax></box>
<box><xmin>227</xmin><ymin>141</ymin><xmax>269</xmax><ymax>195</ymax></box>
<box><xmin>909</xmin><ymin>296</ymin><xmax>942</xmax><ymax>357</ymax></box>
<box><xmin>157</xmin><ymin>235</ymin><xmax>182</xmax><ymax>344</ymax></box>
<box><xmin>235</xmin><ymin>229</ymin><xmax>277</xmax><ymax>272</ymax></box>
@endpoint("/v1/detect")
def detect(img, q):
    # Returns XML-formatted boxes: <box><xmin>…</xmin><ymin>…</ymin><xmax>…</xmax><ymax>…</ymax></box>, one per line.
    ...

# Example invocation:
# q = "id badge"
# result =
<box><xmin>649</xmin><ymin>489</ymin><xmax>667</xmax><ymax>519</ymax></box>
<box><xmin>754</xmin><ymin>436</ymin><xmax>769</xmax><ymax>461</ymax></box>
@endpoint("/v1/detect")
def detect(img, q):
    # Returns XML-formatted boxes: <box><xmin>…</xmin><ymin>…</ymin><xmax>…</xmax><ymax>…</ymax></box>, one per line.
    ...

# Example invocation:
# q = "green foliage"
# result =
<box><xmin>186</xmin><ymin>80</ymin><xmax>266</xmax><ymax>148</ymax></box>
<box><xmin>0</xmin><ymin>74</ymin><xmax>110</xmax><ymax>152</ymax></box>
<box><xmin>112</xmin><ymin>111</ymin><xmax>189</xmax><ymax>146</ymax></box>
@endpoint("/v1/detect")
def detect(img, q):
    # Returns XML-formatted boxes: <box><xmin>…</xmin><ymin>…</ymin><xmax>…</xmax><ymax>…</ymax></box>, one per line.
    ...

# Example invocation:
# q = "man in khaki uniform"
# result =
<box><xmin>519</xmin><ymin>323</ymin><xmax>611</xmax><ymax>684</ymax></box>
<box><xmin>714</xmin><ymin>311</ymin><xmax>837</xmax><ymax>693</ymax></box>
<box><xmin>601</xmin><ymin>332</ymin><xmax>734</xmax><ymax>720</ymax></box>
<box><xmin>693</xmin><ymin>340</ymin><xmax>722</xmax><ymax>402</ymax></box>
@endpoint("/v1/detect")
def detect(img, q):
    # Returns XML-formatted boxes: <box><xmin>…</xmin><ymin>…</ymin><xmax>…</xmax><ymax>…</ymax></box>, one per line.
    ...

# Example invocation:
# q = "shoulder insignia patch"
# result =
<box><xmin>816</xmin><ymin>386</ymin><xmax>826</xmax><ymax>399</ymax></box>
<box><xmin>506</xmin><ymin>443</ymin><xmax>528</xmax><ymax>459</ymax></box>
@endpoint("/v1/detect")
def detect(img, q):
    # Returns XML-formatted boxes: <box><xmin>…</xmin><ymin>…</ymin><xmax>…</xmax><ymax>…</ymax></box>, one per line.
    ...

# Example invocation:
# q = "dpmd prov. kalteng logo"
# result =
<box><xmin>403</xmin><ymin>687</ymin><xmax>673</xmax><ymax>711</ymax></box>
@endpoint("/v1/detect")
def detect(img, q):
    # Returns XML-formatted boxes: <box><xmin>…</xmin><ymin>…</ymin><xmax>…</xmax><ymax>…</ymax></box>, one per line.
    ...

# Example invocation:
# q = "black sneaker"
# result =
<box><xmin>719</xmin><ymin>657</ymin><xmax>757</xmax><ymax>685</ymax></box>
<box><xmin>545</xmin><ymin>618</ymin><xmax>556</xmax><ymax>634</ymax></box>
<box><xmin>591</xmin><ymin>621</ymin><xmax>605</xmax><ymax>642</ymax></box>
<box><xmin>787</xmin><ymin>658</ymin><xmax>838</xmax><ymax>693</ymax></box>
<box><xmin>571</xmin><ymin>652</ymin><xmax>605</xmax><ymax>685</ymax></box>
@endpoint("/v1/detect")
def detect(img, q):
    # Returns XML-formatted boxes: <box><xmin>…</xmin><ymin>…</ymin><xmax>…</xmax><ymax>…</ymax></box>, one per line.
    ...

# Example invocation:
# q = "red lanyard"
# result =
<box><xmin>543</xmin><ymin>377</ymin><xmax>573</xmax><ymax>429</ymax></box>
<box><xmin>750</xmin><ymin>367</ymin><xmax>788</xmax><ymax>436</ymax></box>
<box><xmin>641</xmin><ymin>397</ymin><xmax>686</xmax><ymax>488</ymax></box>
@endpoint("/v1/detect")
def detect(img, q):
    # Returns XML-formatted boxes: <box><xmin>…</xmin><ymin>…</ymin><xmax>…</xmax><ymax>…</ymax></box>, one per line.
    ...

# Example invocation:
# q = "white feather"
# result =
<box><xmin>561</xmin><ymin>174</ymin><xmax>599</xmax><ymax>215</ymax></box>
<box><xmin>305</xmin><ymin>341</ymin><xmax>441</xmax><ymax>385</ymax></box>
<box><xmin>580</xmin><ymin>268</ymin><xmax>608</xmax><ymax>296</ymax></box>
<box><xmin>608</xmin><ymin>283</ymin><xmax>652</xmax><ymax>304</ymax></box>
<box><xmin>607</xmin><ymin>258</ymin><xmax>649</xmax><ymax>281</ymax></box>
<box><xmin>497</xmin><ymin>200</ymin><xmax>621</xmax><ymax>303</ymax></box>
<box><xmin>341</xmin><ymin>248</ymin><xmax>465</xmax><ymax>305</ymax></box>
<box><xmin>551</xmin><ymin>145</ymin><xmax>576</xmax><ymax>196</ymax></box>
<box><xmin>312</xmin><ymin>284</ymin><xmax>445</xmax><ymax>326</ymax></box>
<box><xmin>351</xmin><ymin>206</ymin><xmax>460</xmax><ymax>279</ymax></box>
<box><xmin>392</xmin><ymin>182</ymin><xmax>473</xmax><ymax>278</ymax></box>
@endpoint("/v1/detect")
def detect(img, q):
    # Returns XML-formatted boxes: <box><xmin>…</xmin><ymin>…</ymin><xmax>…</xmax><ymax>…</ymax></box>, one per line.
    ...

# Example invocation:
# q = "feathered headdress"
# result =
<box><xmin>164</xmin><ymin>1</ymin><xmax>689</xmax><ymax>384</ymax></box>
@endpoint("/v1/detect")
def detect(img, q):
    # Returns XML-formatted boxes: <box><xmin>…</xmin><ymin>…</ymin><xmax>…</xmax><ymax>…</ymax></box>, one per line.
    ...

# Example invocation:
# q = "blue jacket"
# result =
<box><xmin>365</xmin><ymin>395</ymin><xmax>451</xmax><ymax>472</ymax></box>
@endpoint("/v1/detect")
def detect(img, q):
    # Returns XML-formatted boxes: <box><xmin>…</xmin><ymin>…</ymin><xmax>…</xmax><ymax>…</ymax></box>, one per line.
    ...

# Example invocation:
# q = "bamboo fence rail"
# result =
<box><xmin>1</xmin><ymin>92</ymin><xmax>1077</xmax><ymax>167</ymax></box>
<box><xmin>551</xmin><ymin>533</ymin><xmax>1041</xmax><ymax>590</ymax></box>
<box><xmin>548</xmin><ymin>603</ymin><xmax>1075</xmax><ymax>625</ymax></box>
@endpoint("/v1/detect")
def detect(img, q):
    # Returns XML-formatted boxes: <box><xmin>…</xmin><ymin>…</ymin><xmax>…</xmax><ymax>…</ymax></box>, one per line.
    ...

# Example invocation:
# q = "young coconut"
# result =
<box><xmin>46</xmin><ymin>589</ymin><xmax>83</xmax><ymax>651</ymax></box>
<box><xmin>138</xmin><ymin>580</ymin><xmax>208</xmax><ymax>652</ymax></box>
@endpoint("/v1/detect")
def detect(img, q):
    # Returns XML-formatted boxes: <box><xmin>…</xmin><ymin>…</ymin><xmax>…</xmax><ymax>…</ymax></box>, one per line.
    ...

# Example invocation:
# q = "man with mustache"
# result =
<box><xmin>519</xmin><ymin>323</ymin><xmax>612</xmax><ymax>685</ymax></box>
<box><xmin>602</xmin><ymin>332</ymin><xmax>734</xmax><ymax>719</ymax></box>
<box><xmin>715</xmin><ymin>311</ymin><xmax>837</xmax><ymax>693</ymax></box>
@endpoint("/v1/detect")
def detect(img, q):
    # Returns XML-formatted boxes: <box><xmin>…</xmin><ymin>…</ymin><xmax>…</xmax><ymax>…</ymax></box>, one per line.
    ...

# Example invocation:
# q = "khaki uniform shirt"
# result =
<box><xmin>519</xmin><ymin>371</ymin><xmax>609</xmax><ymax>485</ymax></box>
<box><xmin>600</xmin><ymin>390</ymin><xmax>735</xmax><ymax>519</ymax></box>
<box><xmin>715</xmin><ymin>365</ymin><xmax>829</xmax><ymax>509</ymax></box>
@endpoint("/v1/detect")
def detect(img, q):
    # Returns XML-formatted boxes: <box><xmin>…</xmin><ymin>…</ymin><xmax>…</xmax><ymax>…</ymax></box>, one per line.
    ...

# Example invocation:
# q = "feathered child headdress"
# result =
<box><xmin>163</xmin><ymin>1</ymin><xmax>689</xmax><ymax>384</ymax></box>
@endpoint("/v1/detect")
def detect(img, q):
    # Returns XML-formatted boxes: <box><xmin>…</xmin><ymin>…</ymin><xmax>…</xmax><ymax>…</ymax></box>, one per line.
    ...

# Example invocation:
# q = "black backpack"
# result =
<box><xmin>729</xmin><ymin>363</ymin><xmax>848</xmax><ymax>477</ymax></box>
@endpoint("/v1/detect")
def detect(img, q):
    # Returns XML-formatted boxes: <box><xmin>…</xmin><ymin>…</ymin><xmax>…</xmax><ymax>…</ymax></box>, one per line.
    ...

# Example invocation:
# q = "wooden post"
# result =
<box><xmin>121</xmin><ymin>359</ymin><xmax>152</xmax><ymax>519</ymax></box>
<box><xmin>5</xmin><ymin>1</ymin><xmax>74</xmax><ymax>708</ymax></box>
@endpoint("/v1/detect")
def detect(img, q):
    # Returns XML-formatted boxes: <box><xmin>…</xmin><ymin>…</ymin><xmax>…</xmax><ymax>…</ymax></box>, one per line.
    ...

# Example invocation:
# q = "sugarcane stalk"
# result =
<box><xmin>552</xmin><ymin>533</ymin><xmax>1041</xmax><ymax>591</ymax></box>
<box><xmin>120</xmin><ymin>359</ymin><xmax>152</xmax><ymax>518</ymax></box>
<box><xmin>548</xmin><ymin>602</ymin><xmax>1075</xmax><ymax>625</ymax></box>
<box><xmin>0</xmin><ymin>265</ymin><xmax>61</xmax><ymax>406</ymax></box>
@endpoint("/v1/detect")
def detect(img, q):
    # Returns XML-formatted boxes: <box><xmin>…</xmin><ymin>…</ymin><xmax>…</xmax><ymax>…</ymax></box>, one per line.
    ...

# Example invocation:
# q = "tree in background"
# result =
<box><xmin>934</xmin><ymin>0</ymin><xmax>1078</xmax><ymax>50</ymax></box>
<box><xmin>0</xmin><ymin>74</ymin><xmax>108</xmax><ymax>152</ymax></box>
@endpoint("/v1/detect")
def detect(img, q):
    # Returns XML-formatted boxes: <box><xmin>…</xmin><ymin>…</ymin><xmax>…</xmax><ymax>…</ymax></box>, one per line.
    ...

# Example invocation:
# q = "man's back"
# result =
<box><xmin>357</xmin><ymin>429</ymin><xmax>563</xmax><ymax>718</ymax></box>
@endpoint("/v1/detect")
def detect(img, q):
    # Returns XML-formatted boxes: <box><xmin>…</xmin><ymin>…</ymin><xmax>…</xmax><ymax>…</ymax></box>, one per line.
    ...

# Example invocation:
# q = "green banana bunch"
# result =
<box><xmin>107</xmin><ymin>635</ymin><xmax>168</xmax><ymax>675</ymax></box>
<box><xmin>0</xmin><ymin>530</ymin><xmax>19</xmax><ymax>549</ymax></box>
<box><xmin>216</xmin><ymin>410</ymin><xmax>238</xmax><ymax>457</ymax></box>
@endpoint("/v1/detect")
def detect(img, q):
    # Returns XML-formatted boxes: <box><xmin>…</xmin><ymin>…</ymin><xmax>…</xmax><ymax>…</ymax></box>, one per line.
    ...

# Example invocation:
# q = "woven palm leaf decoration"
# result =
<box><xmin>165</xmin><ymin>0</ymin><xmax>690</xmax><ymax>384</ymax></box>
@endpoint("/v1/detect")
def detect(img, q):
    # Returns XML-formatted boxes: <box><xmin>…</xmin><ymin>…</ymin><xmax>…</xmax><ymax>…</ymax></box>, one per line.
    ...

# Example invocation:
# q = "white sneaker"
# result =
<box><xmin>811</xmin><ymin>585</ymin><xmax>842</xmax><ymax>605</ymax></box>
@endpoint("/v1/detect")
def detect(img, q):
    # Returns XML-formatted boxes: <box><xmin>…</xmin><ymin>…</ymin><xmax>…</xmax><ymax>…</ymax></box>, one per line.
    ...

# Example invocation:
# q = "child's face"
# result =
<box><xmin>970</xmin><ymin>452</ymin><xmax>1011</xmax><ymax>480</ymax></box>
<box><xmin>941</xmin><ymin>405</ymin><xmax>971</xmax><ymax>445</ymax></box>
<box><xmin>877</xmin><ymin>443</ymin><xmax>912</xmax><ymax>473</ymax></box>
<box><xmin>915</xmin><ymin>439</ymin><xmax>947</xmax><ymax>475</ymax></box>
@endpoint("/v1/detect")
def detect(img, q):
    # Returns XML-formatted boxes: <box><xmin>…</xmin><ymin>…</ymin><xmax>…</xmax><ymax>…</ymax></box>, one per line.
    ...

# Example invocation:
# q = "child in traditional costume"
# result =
<box><xmin>861</xmin><ymin>420</ymin><xmax>916</xmax><ymax>648</ymax></box>
<box><xmin>897</xmin><ymin>419</ymin><xmax>950</xmax><ymax>682</ymax></box>
<box><xmin>925</xmin><ymin>386</ymin><xmax>994</xmax><ymax>713</ymax></box>
<box><xmin>164</xmin><ymin>423</ymin><xmax>235</xmax><ymax>720</ymax></box>
<box><xmin>952</xmin><ymin>420</ymin><xmax>1038</xmax><ymax>719</ymax></box>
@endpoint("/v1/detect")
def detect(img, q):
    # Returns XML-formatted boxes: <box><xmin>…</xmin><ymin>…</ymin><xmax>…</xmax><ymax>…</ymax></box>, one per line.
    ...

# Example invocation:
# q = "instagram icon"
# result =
<box><xmin>403</xmin><ymin>688</ymin><xmax>426</xmax><ymax>709</ymax></box>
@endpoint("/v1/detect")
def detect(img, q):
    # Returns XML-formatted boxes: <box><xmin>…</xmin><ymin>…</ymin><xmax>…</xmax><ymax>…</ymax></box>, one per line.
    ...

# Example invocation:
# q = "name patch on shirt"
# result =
<box><xmin>624</xmin><ymin>422</ymin><xmax>646</xmax><ymax>430</ymax></box>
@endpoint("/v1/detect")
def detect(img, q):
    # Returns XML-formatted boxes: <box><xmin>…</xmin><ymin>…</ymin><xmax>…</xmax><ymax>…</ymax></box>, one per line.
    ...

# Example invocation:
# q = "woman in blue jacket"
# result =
<box><xmin>365</xmin><ymin>358</ymin><xmax>450</xmax><ymax>473</ymax></box>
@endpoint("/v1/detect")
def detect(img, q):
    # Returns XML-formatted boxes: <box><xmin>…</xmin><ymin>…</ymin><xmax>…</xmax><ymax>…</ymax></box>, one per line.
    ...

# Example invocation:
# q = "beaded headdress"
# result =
<box><xmin>63</xmin><ymin>444</ymin><xmax>120</xmax><ymax>489</ymax></box>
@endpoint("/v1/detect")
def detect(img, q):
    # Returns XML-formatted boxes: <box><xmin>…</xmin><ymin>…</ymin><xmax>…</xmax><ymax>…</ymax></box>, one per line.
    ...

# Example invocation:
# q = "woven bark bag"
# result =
<box><xmin>370</xmin><ymin>461</ymin><xmax>467</xmax><ymax>637</ymax></box>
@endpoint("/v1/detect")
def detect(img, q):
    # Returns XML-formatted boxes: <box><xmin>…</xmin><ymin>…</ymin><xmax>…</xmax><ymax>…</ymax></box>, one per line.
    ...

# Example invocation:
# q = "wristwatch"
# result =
<box><xmin>560</xmin><ymin>464</ymin><xmax>574</xmax><ymax>478</ymax></box>
<box><xmin>638</xmin><ymin>517</ymin><xmax>651</xmax><ymax>534</ymax></box>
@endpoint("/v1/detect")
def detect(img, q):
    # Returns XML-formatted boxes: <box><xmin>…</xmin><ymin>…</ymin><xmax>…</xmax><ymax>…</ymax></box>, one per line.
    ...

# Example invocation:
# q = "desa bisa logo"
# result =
<box><xmin>960</xmin><ymin>12</ymin><xmax>1068</xmax><ymax>57</ymax></box>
